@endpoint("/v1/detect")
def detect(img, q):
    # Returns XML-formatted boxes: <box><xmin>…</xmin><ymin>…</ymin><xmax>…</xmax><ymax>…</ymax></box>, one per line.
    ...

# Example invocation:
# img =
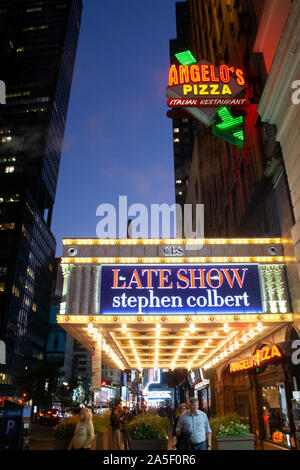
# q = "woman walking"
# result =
<box><xmin>68</xmin><ymin>408</ymin><xmax>95</xmax><ymax>450</ymax></box>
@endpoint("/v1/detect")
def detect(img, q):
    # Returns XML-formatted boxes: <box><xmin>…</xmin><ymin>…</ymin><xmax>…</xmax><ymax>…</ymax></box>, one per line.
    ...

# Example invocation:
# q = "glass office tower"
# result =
<box><xmin>0</xmin><ymin>0</ymin><xmax>82</xmax><ymax>394</ymax></box>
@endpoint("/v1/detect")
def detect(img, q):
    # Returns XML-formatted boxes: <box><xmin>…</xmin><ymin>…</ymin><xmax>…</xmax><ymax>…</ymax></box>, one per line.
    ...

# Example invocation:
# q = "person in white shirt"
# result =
<box><xmin>68</xmin><ymin>408</ymin><xmax>95</xmax><ymax>450</ymax></box>
<box><xmin>176</xmin><ymin>397</ymin><xmax>212</xmax><ymax>450</ymax></box>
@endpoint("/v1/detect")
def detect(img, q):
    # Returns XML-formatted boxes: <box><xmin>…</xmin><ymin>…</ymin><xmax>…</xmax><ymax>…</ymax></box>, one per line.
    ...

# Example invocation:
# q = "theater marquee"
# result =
<box><xmin>99</xmin><ymin>264</ymin><xmax>263</xmax><ymax>315</ymax></box>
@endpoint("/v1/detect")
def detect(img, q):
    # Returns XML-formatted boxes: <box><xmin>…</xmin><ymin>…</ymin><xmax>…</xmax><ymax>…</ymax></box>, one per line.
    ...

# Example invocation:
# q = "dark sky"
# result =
<box><xmin>52</xmin><ymin>0</ymin><xmax>179</xmax><ymax>255</ymax></box>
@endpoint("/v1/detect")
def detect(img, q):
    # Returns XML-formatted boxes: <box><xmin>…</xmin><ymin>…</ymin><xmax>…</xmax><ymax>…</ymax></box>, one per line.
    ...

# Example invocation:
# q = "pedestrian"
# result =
<box><xmin>68</xmin><ymin>408</ymin><xmax>95</xmax><ymax>451</ymax></box>
<box><xmin>173</xmin><ymin>403</ymin><xmax>188</xmax><ymax>449</ymax></box>
<box><xmin>120</xmin><ymin>406</ymin><xmax>132</xmax><ymax>450</ymax></box>
<box><xmin>176</xmin><ymin>397</ymin><xmax>212</xmax><ymax>451</ymax></box>
<box><xmin>110</xmin><ymin>407</ymin><xmax>122</xmax><ymax>450</ymax></box>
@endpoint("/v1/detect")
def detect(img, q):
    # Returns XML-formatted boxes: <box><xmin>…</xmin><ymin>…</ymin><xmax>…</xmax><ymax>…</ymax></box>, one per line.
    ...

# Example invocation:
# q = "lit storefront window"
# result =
<box><xmin>261</xmin><ymin>383</ymin><xmax>291</xmax><ymax>447</ymax></box>
<box><xmin>0</xmin><ymin>282</ymin><xmax>6</xmax><ymax>293</ymax></box>
<box><xmin>0</xmin><ymin>223</ymin><xmax>15</xmax><ymax>231</ymax></box>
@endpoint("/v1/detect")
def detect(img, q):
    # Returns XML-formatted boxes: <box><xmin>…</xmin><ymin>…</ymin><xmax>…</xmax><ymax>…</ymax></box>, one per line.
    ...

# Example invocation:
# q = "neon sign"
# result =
<box><xmin>167</xmin><ymin>53</ymin><xmax>247</xmax><ymax>108</ymax></box>
<box><xmin>168</xmin><ymin>64</ymin><xmax>245</xmax><ymax>87</ymax></box>
<box><xmin>229</xmin><ymin>345</ymin><xmax>282</xmax><ymax>373</ymax></box>
<box><xmin>99</xmin><ymin>264</ymin><xmax>263</xmax><ymax>315</ymax></box>
<box><xmin>166</xmin><ymin>51</ymin><xmax>248</xmax><ymax>146</ymax></box>
<box><xmin>212</xmin><ymin>107</ymin><xmax>245</xmax><ymax>149</ymax></box>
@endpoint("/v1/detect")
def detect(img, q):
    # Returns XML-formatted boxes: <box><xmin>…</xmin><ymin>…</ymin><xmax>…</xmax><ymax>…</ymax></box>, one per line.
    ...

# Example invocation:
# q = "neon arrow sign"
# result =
<box><xmin>212</xmin><ymin>107</ymin><xmax>245</xmax><ymax>149</ymax></box>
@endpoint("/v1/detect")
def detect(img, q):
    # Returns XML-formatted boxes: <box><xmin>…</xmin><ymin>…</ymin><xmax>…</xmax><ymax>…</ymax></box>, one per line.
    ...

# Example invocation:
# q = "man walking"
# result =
<box><xmin>176</xmin><ymin>397</ymin><xmax>212</xmax><ymax>450</ymax></box>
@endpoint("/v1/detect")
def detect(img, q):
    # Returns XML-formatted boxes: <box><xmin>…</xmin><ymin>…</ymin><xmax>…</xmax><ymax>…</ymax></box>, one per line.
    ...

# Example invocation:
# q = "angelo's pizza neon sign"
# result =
<box><xmin>230</xmin><ymin>345</ymin><xmax>282</xmax><ymax>373</ymax></box>
<box><xmin>166</xmin><ymin>50</ymin><xmax>248</xmax><ymax>147</ymax></box>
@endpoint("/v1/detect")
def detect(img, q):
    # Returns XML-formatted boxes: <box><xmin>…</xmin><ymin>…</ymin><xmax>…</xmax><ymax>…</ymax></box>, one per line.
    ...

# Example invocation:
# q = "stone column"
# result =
<box><xmin>92</xmin><ymin>341</ymin><xmax>102</xmax><ymax>396</ymax></box>
<box><xmin>69</xmin><ymin>265</ymin><xmax>82</xmax><ymax>314</ymax></box>
<box><xmin>89</xmin><ymin>266</ymin><xmax>101</xmax><ymax>315</ymax></box>
<box><xmin>80</xmin><ymin>265</ymin><xmax>91</xmax><ymax>314</ymax></box>
<box><xmin>60</xmin><ymin>264</ymin><xmax>72</xmax><ymax>315</ymax></box>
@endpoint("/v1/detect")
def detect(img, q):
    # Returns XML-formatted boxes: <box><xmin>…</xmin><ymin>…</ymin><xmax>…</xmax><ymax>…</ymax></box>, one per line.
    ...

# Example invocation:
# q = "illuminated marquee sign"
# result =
<box><xmin>99</xmin><ymin>264</ymin><xmax>263</xmax><ymax>315</ymax></box>
<box><xmin>144</xmin><ymin>391</ymin><xmax>172</xmax><ymax>398</ymax></box>
<box><xmin>230</xmin><ymin>345</ymin><xmax>282</xmax><ymax>373</ymax></box>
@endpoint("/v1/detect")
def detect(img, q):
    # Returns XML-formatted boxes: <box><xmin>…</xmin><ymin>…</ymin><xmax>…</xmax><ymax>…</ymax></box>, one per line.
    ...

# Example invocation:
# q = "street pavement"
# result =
<box><xmin>29</xmin><ymin>423</ymin><xmax>55</xmax><ymax>450</ymax></box>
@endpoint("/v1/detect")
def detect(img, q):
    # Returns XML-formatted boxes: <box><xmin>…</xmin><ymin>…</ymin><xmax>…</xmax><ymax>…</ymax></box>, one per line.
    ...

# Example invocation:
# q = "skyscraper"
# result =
<box><xmin>169</xmin><ymin>1</ymin><xmax>197</xmax><ymax>207</ymax></box>
<box><xmin>0</xmin><ymin>0</ymin><xmax>82</xmax><ymax>395</ymax></box>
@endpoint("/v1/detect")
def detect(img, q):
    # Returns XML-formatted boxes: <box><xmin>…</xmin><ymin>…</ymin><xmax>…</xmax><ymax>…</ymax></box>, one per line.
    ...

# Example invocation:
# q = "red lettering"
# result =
<box><xmin>168</xmin><ymin>65</ymin><xmax>179</xmax><ymax>86</ymax></box>
<box><xmin>206</xmin><ymin>269</ymin><xmax>223</xmax><ymax>288</ymax></box>
<box><xmin>236</xmin><ymin>69</ymin><xmax>245</xmax><ymax>86</ymax></box>
<box><xmin>158</xmin><ymin>269</ymin><xmax>173</xmax><ymax>289</ymax></box>
<box><xmin>127</xmin><ymin>269</ymin><xmax>143</xmax><ymax>289</ymax></box>
<box><xmin>177</xmin><ymin>269</ymin><xmax>190</xmax><ymax>289</ymax></box>
<box><xmin>141</xmin><ymin>269</ymin><xmax>158</xmax><ymax>288</ymax></box>
<box><xmin>190</xmin><ymin>269</ymin><xmax>206</xmax><ymax>288</ymax></box>
<box><xmin>210</xmin><ymin>65</ymin><xmax>219</xmax><ymax>82</ymax></box>
<box><xmin>179</xmin><ymin>65</ymin><xmax>190</xmax><ymax>84</ymax></box>
<box><xmin>112</xmin><ymin>269</ymin><xmax>125</xmax><ymax>289</ymax></box>
<box><xmin>201</xmin><ymin>65</ymin><xmax>210</xmax><ymax>82</ymax></box>
<box><xmin>271</xmin><ymin>344</ymin><xmax>282</xmax><ymax>359</ymax></box>
<box><xmin>221</xmin><ymin>268</ymin><xmax>248</xmax><ymax>288</ymax></box>
<box><xmin>220</xmin><ymin>65</ymin><xmax>230</xmax><ymax>83</ymax></box>
<box><xmin>190</xmin><ymin>64</ymin><xmax>200</xmax><ymax>82</ymax></box>
<box><xmin>261</xmin><ymin>347</ymin><xmax>271</xmax><ymax>362</ymax></box>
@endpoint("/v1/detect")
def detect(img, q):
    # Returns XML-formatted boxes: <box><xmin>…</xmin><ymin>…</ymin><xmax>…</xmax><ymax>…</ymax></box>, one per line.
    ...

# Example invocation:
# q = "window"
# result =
<box><xmin>5</xmin><ymin>166</ymin><xmax>15</xmax><ymax>173</ymax></box>
<box><xmin>0</xmin><ymin>282</ymin><xmax>6</xmax><ymax>293</ymax></box>
<box><xmin>261</xmin><ymin>383</ymin><xmax>291</xmax><ymax>448</ymax></box>
<box><xmin>1</xmin><ymin>137</ymin><xmax>11</xmax><ymax>143</ymax></box>
<box><xmin>0</xmin><ymin>266</ymin><xmax>7</xmax><ymax>276</ymax></box>
<box><xmin>174</xmin><ymin>138</ymin><xmax>180</xmax><ymax>143</ymax></box>
<box><xmin>173</xmin><ymin>128</ymin><xmax>180</xmax><ymax>133</ymax></box>
<box><xmin>0</xmin><ymin>223</ymin><xmax>15</xmax><ymax>231</ymax></box>
<box><xmin>0</xmin><ymin>194</ymin><xmax>20</xmax><ymax>202</ymax></box>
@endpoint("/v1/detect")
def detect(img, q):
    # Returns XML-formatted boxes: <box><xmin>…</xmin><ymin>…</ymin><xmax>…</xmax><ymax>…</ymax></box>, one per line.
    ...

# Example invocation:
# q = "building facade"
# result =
<box><xmin>56</xmin><ymin>238</ymin><xmax>298</xmax><ymax>423</ymax></box>
<box><xmin>170</xmin><ymin>2</ymin><xmax>197</xmax><ymax>207</ymax></box>
<box><xmin>0</xmin><ymin>0</ymin><xmax>82</xmax><ymax>394</ymax></box>
<box><xmin>170</xmin><ymin>0</ymin><xmax>300</xmax><ymax>449</ymax></box>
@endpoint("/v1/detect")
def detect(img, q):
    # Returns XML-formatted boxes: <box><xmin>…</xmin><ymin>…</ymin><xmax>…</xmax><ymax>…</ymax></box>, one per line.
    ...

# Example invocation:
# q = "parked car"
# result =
<box><xmin>39</xmin><ymin>408</ymin><xmax>60</xmax><ymax>426</ymax></box>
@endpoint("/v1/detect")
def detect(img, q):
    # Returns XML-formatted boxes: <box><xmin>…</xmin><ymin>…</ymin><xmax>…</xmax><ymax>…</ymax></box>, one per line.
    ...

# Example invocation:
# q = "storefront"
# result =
<box><xmin>215</xmin><ymin>326</ymin><xmax>300</xmax><ymax>450</ymax></box>
<box><xmin>187</xmin><ymin>368</ymin><xmax>213</xmax><ymax>417</ymax></box>
<box><xmin>56</xmin><ymin>236</ymin><xmax>299</xmax><ymax>449</ymax></box>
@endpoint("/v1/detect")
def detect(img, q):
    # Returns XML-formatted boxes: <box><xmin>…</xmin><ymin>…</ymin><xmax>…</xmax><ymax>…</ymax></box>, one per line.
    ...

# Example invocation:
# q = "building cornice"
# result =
<box><xmin>258</xmin><ymin>0</ymin><xmax>300</xmax><ymax>129</ymax></box>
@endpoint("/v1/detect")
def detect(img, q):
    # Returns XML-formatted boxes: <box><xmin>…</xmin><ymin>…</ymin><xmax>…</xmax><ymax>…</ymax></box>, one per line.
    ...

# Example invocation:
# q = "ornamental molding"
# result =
<box><xmin>259</xmin><ymin>265</ymin><xmax>289</xmax><ymax>314</ymax></box>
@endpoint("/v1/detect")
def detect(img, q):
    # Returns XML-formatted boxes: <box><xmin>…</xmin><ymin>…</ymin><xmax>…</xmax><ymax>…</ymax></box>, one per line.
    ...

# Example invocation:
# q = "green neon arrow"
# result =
<box><xmin>175</xmin><ymin>50</ymin><xmax>197</xmax><ymax>66</ymax></box>
<box><xmin>212</xmin><ymin>107</ymin><xmax>244</xmax><ymax>148</ymax></box>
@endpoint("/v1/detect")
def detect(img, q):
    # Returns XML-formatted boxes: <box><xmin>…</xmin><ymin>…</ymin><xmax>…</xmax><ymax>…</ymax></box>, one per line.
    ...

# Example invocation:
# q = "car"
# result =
<box><xmin>39</xmin><ymin>408</ymin><xmax>60</xmax><ymax>426</ymax></box>
<box><xmin>69</xmin><ymin>407</ymin><xmax>82</xmax><ymax>418</ymax></box>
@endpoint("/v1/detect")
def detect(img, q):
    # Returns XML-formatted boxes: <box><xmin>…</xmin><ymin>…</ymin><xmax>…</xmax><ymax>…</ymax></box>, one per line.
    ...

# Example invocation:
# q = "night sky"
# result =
<box><xmin>52</xmin><ymin>0</ymin><xmax>179</xmax><ymax>255</ymax></box>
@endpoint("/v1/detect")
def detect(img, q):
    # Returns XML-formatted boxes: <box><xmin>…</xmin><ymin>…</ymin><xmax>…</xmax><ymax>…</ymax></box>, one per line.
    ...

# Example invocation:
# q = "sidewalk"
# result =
<box><xmin>29</xmin><ymin>423</ymin><xmax>55</xmax><ymax>450</ymax></box>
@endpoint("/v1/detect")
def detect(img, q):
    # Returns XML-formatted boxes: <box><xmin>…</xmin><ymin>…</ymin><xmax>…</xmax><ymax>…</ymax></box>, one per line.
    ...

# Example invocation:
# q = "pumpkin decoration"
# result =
<box><xmin>272</xmin><ymin>430</ymin><xmax>284</xmax><ymax>443</ymax></box>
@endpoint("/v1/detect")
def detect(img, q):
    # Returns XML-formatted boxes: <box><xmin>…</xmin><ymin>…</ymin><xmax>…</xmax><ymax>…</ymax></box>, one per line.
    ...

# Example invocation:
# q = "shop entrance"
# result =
<box><xmin>235</xmin><ymin>391</ymin><xmax>251</xmax><ymax>428</ymax></box>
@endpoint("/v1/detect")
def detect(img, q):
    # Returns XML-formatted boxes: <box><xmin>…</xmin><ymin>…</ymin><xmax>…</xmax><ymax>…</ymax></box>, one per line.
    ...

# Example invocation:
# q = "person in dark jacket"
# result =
<box><xmin>173</xmin><ymin>403</ymin><xmax>188</xmax><ymax>449</ymax></box>
<box><xmin>110</xmin><ymin>408</ymin><xmax>121</xmax><ymax>450</ymax></box>
<box><xmin>120</xmin><ymin>407</ymin><xmax>132</xmax><ymax>450</ymax></box>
